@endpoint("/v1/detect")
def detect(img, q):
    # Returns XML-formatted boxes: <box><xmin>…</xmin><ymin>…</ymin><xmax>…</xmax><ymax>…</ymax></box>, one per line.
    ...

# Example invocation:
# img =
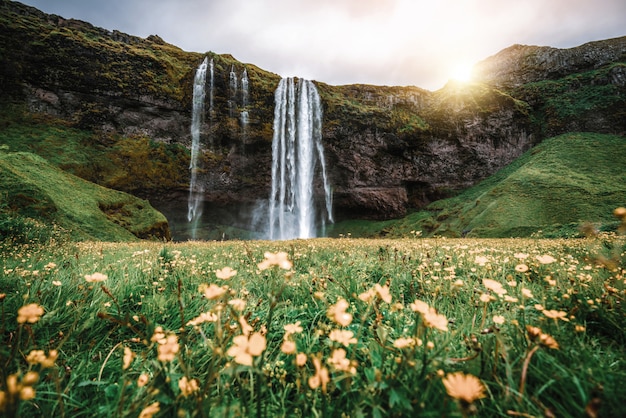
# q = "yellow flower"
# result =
<box><xmin>474</xmin><ymin>256</ymin><xmax>489</xmax><ymax>266</ymax></box>
<box><xmin>26</xmin><ymin>349</ymin><xmax>58</xmax><ymax>368</ymax></box>
<box><xmin>187</xmin><ymin>311</ymin><xmax>218</xmax><ymax>326</ymax></box>
<box><xmin>216</xmin><ymin>267</ymin><xmax>237</xmax><ymax>280</ymax></box>
<box><xmin>122</xmin><ymin>346</ymin><xmax>135</xmax><ymax>370</ymax></box>
<box><xmin>409</xmin><ymin>300</ymin><xmax>430</xmax><ymax>315</ymax></box>
<box><xmin>296</xmin><ymin>353</ymin><xmax>307</xmax><ymax>367</ymax></box>
<box><xmin>227</xmin><ymin>332</ymin><xmax>267</xmax><ymax>366</ymax></box>
<box><xmin>228</xmin><ymin>298</ymin><xmax>246</xmax><ymax>311</ymax></box>
<box><xmin>492</xmin><ymin>315</ymin><xmax>505</xmax><ymax>325</ymax></box>
<box><xmin>284</xmin><ymin>321</ymin><xmax>304</xmax><ymax>335</ymax></box>
<box><xmin>393</xmin><ymin>337</ymin><xmax>420</xmax><ymax>349</ymax></box>
<box><xmin>536</xmin><ymin>254</ymin><xmax>557</xmax><ymax>264</ymax></box>
<box><xmin>423</xmin><ymin>310</ymin><xmax>449</xmax><ymax>332</ymax></box>
<box><xmin>52</xmin><ymin>280</ymin><xmax>62</xmax><ymax>286</ymax></box>
<box><xmin>281</xmin><ymin>339</ymin><xmax>297</xmax><ymax>354</ymax></box>
<box><xmin>203</xmin><ymin>284</ymin><xmax>227</xmax><ymax>300</ymax></box>
<box><xmin>480</xmin><ymin>293</ymin><xmax>495</xmax><ymax>303</ymax></box>
<box><xmin>374</xmin><ymin>283</ymin><xmax>392</xmax><ymax>303</ymax></box>
<box><xmin>521</xmin><ymin>288</ymin><xmax>533</xmax><ymax>298</ymax></box>
<box><xmin>358</xmin><ymin>288</ymin><xmax>375</xmax><ymax>302</ymax></box>
<box><xmin>178</xmin><ymin>376</ymin><xmax>199</xmax><ymax>397</ymax></box>
<box><xmin>329</xmin><ymin>329</ymin><xmax>358</xmax><ymax>346</ymax></box>
<box><xmin>328</xmin><ymin>348</ymin><xmax>357</xmax><ymax>374</ymax></box>
<box><xmin>542</xmin><ymin>309</ymin><xmax>569</xmax><ymax>322</ymax></box>
<box><xmin>137</xmin><ymin>373</ymin><xmax>149</xmax><ymax>387</ymax></box>
<box><xmin>442</xmin><ymin>372</ymin><xmax>486</xmax><ymax>404</ymax></box>
<box><xmin>327</xmin><ymin>298</ymin><xmax>352</xmax><ymax>326</ymax></box>
<box><xmin>308</xmin><ymin>356</ymin><xmax>330</xmax><ymax>393</ymax></box>
<box><xmin>515</xmin><ymin>264</ymin><xmax>529</xmax><ymax>273</ymax></box>
<box><xmin>139</xmin><ymin>401</ymin><xmax>160</xmax><ymax>418</ymax></box>
<box><xmin>84</xmin><ymin>272</ymin><xmax>107</xmax><ymax>283</ymax></box>
<box><xmin>257</xmin><ymin>251</ymin><xmax>293</xmax><ymax>270</ymax></box>
<box><xmin>17</xmin><ymin>303</ymin><xmax>44</xmax><ymax>324</ymax></box>
<box><xmin>157</xmin><ymin>335</ymin><xmax>180</xmax><ymax>362</ymax></box>
<box><xmin>526</xmin><ymin>325</ymin><xmax>559</xmax><ymax>349</ymax></box>
<box><xmin>482</xmin><ymin>279</ymin><xmax>506</xmax><ymax>296</ymax></box>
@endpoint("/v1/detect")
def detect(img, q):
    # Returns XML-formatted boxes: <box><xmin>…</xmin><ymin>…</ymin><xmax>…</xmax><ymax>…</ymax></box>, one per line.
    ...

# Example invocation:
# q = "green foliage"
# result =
<box><xmin>381</xmin><ymin>133</ymin><xmax>626</xmax><ymax>238</ymax></box>
<box><xmin>0</xmin><ymin>152</ymin><xmax>169</xmax><ymax>241</ymax></box>
<box><xmin>0</xmin><ymin>237</ymin><xmax>624</xmax><ymax>416</ymax></box>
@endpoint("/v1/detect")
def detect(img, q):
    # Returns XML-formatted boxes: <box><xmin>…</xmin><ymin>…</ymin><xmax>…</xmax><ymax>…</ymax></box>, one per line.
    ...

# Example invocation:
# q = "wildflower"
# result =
<box><xmin>216</xmin><ymin>267</ymin><xmax>237</xmax><ymax>280</ymax></box>
<box><xmin>296</xmin><ymin>353</ymin><xmax>307</xmax><ymax>367</ymax></box>
<box><xmin>157</xmin><ymin>335</ymin><xmax>180</xmax><ymax>362</ymax></box>
<box><xmin>203</xmin><ymin>284</ymin><xmax>227</xmax><ymax>300</ymax></box>
<box><xmin>308</xmin><ymin>356</ymin><xmax>330</xmax><ymax>393</ymax></box>
<box><xmin>614</xmin><ymin>207</ymin><xmax>626</xmax><ymax>219</ymax></box>
<box><xmin>329</xmin><ymin>329</ymin><xmax>358</xmax><ymax>346</ymax></box>
<box><xmin>504</xmin><ymin>295</ymin><xmax>519</xmax><ymax>303</ymax></box>
<box><xmin>515</xmin><ymin>264</ymin><xmax>529</xmax><ymax>273</ymax></box>
<box><xmin>187</xmin><ymin>311</ymin><xmax>218</xmax><ymax>326</ymax></box>
<box><xmin>327</xmin><ymin>298</ymin><xmax>352</xmax><ymax>326</ymax></box>
<box><xmin>393</xmin><ymin>337</ymin><xmax>420</xmax><ymax>349</ymax></box>
<box><xmin>409</xmin><ymin>299</ymin><xmax>430</xmax><ymax>316</ymax></box>
<box><xmin>534</xmin><ymin>304</ymin><xmax>545</xmax><ymax>311</ymax></box>
<box><xmin>328</xmin><ymin>348</ymin><xmax>357</xmax><ymax>374</ymax></box>
<box><xmin>228</xmin><ymin>298</ymin><xmax>246</xmax><ymax>311</ymax></box>
<box><xmin>257</xmin><ymin>251</ymin><xmax>292</xmax><ymax>270</ymax></box>
<box><xmin>536</xmin><ymin>254</ymin><xmax>557</xmax><ymax>264</ymax></box>
<box><xmin>514</xmin><ymin>253</ymin><xmax>529</xmax><ymax>260</ymax></box>
<box><xmin>26</xmin><ymin>349</ymin><xmax>58</xmax><ymax>368</ymax></box>
<box><xmin>575</xmin><ymin>325</ymin><xmax>586</xmax><ymax>332</ymax></box>
<box><xmin>281</xmin><ymin>339</ymin><xmax>297</xmax><ymax>354</ymax></box>
<box><xmin>139</xmin><ymin>401</ymin><xmax>160</xmax><ymax>418</ymax></box>
<box><xmin>151</xmin><ymin>326</ymin><xmax>166</xmax><ymax>343</ymax></box>
<box><xmin>474</xmin><ymin>256</ymin><xmax>489</xmax><ymax>266</ymax></box>
<box><xmin>493</xmin><ymin>315</ymin><xmax>505</xmax><ymax>325</ymax></box>
<box><xmin>44</xmin><ymin>262</ymin><xmax>57</xmax><ymax>270</ymax></box>
<box><xmin>410</xmin><ymin>299</ymin><xmax>449</xmax><ymax>331</ymax></box>
<box><xmin>137</xmin><ymin>373</ymin><xmax>149</xmax><ymax>387</ymax></box>
<box><xmin>238</xmin><ymin>316</ymin><xmax>253</xmax><ymax>335</ymax></box>
<box><xmin>17</xmin><ymin>303</ymin><xmax>44</xmax><ymax>324</ymax></box>
<box><xmin>284</xmin><ymin>321</ymin><xmax>304</xmax><ymax>335</ymax></box>
<box><xmin>178</xmin><ymin>376</ymin><xmax>199</xmax><ymax>397</ymax></box>
<box><xmin>374</xmin><ymin>283</ymin><xmax>392</xmax><ymax>303</ymax></box>
<box><xmin>122</xmin><ymin>346</ymin><xmax>135</xmax><ymax>370</ymax></box>
<box><xmin>52</xmin><ymin>280</ymin><xmax>62</xmax><ymax>286</ymax></box>
<box><xmin>84</xmin><ymin>272</ymin><xmax>107</xmax><ymax>283</ymax></box>
<box><xmin>542</xmin><ymin>309</ymin><xmax>569</xmax><ymax>322</ymax></box>
<box><xmin>358</xmin><ymin>288</ymin><xmax>375</xmax><ymax>302</ymax></box>
<box><xmin>521</xmin><ymin>288</ymin><xmax>533</xmax><ymax>298</ymax></box>
<box><xmin>227</xmin><ymin>332</ymin><xmax>267</xmax><ymax>366</ymax></box>
<box><xmin>526</xmin><ymin>325</ymin><xmax>559</xmax><ymax>349</ymax></box>
<box><xmin>423</xmin><ymin>310</ymin><xmax>449</xmax><ymax>332</ymax></box>
<box><xmin>483</xmin><ymin>279</ymin><xmax>507</xmax><ymax>296</ymax></box>
<box><xmin>480</xmin><ymin>293</ymin><xmax>495</xmax><ymax>303</ymax></box>
<box><xmin>442</xmin><ymin>372</ymin><xmax>486</xmax><ymax>404</ymax></box>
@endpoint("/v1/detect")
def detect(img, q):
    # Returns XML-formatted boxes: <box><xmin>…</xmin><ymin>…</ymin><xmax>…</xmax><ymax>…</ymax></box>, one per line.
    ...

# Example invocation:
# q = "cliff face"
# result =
<box><xmin>1</xmin><ymin>0</ymin><xmax>625</xmax><ymax>234</ymax></box>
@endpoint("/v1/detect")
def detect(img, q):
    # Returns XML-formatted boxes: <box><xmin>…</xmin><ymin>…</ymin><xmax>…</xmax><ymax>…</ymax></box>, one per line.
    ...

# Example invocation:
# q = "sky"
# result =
<box><xmin>16</xmin><ymin>0</ymin><xmax>626</xmax><ymax>90</ymax></box>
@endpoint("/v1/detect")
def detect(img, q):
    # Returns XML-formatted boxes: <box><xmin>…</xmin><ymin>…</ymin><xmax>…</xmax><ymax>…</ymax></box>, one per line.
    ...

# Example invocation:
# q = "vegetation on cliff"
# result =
<box><xmin>0</xmin><ymin>150</ymin><xmax>170</xmax><ymax>241</ymax></box>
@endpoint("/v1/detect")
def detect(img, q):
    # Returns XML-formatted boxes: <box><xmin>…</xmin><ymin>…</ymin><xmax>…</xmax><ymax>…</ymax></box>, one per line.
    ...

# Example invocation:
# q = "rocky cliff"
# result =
<box><xmin>1</xmin><ymin>0</ymin><xmax>625</xmax><ymax>238</ymax></box>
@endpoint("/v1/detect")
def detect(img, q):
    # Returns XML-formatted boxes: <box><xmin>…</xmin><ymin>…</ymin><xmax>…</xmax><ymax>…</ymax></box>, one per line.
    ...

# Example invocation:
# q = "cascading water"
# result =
<box><xmin>187</xmin><ymin>57</ymin><xmax>208</xmax><ymax>239</ymax></box>
<box><xmin>229</xmin><ymin>65</ymin><xmax>238</xmax><ymax>118</ymax></box>
<box><xmin>268</xmin><ymin>78</ymin><xmax>333</xmax><ymax>240</ymax></box>
<box><xmin>240</xmin><ymin>68</ymin><xmax>249</xmax><ymax>142</ymax></box>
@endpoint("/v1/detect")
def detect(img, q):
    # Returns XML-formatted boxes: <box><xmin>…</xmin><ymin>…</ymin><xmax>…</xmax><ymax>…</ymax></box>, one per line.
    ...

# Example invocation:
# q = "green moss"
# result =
<box><xmin>0</xmin><ymin>152</ymin><xmax>169</xmax><ymax>241</ymax></box>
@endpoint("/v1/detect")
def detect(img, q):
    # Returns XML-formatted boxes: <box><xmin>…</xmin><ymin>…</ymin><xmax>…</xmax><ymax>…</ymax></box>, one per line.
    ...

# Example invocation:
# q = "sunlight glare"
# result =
<box><xmin>450</xmin><ymin>62</ymin><xmax>474</xmax><ymax>83</ymax></box>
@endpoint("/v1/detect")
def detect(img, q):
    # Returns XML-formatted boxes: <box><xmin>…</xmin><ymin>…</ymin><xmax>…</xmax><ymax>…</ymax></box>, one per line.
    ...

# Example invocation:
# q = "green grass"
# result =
<box><xmin>0</xmin><ymin>235</ymin><xmax>624</xmax><ymax>417</ymax></box>
<box><xmin>377</xmin><ymin>132</ymin><xmax>626</xmax><ymax>238</ymax></box>
<box><xmin>0</xmin><ymin>151</ymin><xmax>169</xmax><ymax>241</ymax></box>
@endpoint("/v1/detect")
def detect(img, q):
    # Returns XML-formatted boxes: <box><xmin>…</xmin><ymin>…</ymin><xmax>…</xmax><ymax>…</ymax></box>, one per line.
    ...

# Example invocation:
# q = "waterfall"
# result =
<box><xmin>229</xmin><ymin>65</ymin><xmax>238</xmax><ymax>118</ymax></box>
<box><xmin>268</xmin><ymin>78</ymin><xmax>333</xmax><ymax>240</ymax></box>
<box><xmin>241</xmin><ymin>68</ymin><xmax>249</xmax><ymax>107</ymax></box>
<box><xmin>240</xmin><ymin>68</ymin><xmax>249</xmax><ymax>142</ymax></box>
<box><xmin>187</xmin><ymin>57</ymin><xmax>208</xmax><ymax>238</ymax></box>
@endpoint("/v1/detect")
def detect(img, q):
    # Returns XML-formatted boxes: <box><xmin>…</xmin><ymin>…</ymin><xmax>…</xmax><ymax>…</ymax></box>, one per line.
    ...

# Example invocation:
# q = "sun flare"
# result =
<box><xmin>449</xmin><ymin>62</ymin><xmax>474</xmax><ymax>83</ymax></box>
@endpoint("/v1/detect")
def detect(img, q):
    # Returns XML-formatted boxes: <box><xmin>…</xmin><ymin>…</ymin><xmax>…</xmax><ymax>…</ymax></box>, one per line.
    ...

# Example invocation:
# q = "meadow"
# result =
<box><xmin>1</xmin><ymin>229</ymin><xmax>625</xmax><ymax>417</ymax></box>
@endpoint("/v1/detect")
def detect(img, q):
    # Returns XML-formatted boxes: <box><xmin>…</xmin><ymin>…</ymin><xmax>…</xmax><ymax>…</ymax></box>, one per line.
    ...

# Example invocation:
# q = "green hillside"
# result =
<box><xmin>381</xmin><ymin>133</ymin><xmax>626</xmax><ymax>237</ymax></box>
<box><xmin>0</xmin><ymin>151</ymin><xmax>170</xmax><ymax>242</ymax></box>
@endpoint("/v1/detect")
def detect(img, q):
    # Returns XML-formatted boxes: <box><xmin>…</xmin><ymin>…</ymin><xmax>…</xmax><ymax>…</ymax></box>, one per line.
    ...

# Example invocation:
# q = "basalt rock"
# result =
<box><xmin>1</xmin><ymin>0</ymin><xmax>625</xmax><ymax>229</ymax></box>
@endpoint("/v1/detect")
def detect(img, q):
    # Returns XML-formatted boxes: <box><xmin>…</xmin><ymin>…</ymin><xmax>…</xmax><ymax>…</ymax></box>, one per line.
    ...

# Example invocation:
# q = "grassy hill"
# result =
<box><xmin>327</xmin><ymin>132</ymin><xmax>626</xmax><ymax>238</ymax></box>
<box><xmin>0</xmin><ymin>151</ymin><xmax>170</xmax><ymax>242</ymax></box>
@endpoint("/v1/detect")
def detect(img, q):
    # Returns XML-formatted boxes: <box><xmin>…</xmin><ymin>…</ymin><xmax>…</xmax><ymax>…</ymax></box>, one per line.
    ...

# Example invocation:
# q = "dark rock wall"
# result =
<box><xmin>1</xmin><ymin>1</ymin><xmax>624</xmax><ymax>223</ymax></box>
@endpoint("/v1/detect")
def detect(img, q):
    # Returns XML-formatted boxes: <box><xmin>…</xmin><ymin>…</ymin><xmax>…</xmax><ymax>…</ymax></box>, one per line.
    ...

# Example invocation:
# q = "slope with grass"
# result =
<box><xmin>0</xmin><ymin>151</ymin><xmax>170</xmax><ymax>241</ymax></box>
<box><xmin>370</xmin><ymin>132</ymin><xmax>626</xmax><ymax>238</ymax></box>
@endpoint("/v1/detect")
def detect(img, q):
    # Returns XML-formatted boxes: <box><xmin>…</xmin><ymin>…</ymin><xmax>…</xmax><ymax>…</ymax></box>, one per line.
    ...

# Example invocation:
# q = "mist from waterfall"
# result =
<box><xmin>187</xmin><ymin>57</ymin><xmax>208</xmax><ymax>239</ymax></box>
<box><xmin>229</xmin><ymin>65</ymin><xmax>238</xmax><ymax>118</ymax></box>
<box><xmin>268</xmin><ymin>78</ymin><xmax>333</xmax><ymax>240</ymax></box>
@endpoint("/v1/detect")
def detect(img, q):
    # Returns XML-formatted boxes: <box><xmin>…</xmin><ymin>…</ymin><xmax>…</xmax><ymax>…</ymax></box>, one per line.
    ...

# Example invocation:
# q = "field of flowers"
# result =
<box><xmin>1</xmin><ymin>226</ymin><xmax>625</xmax><ymax>416</ymax></box>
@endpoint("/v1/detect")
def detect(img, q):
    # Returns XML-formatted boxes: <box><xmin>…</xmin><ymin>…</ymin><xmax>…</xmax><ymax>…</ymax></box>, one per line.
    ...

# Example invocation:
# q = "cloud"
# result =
<box><xmin>17</xmin><ymin>0</ymin><xmax>626</xmax><ymax>90</ymax></box>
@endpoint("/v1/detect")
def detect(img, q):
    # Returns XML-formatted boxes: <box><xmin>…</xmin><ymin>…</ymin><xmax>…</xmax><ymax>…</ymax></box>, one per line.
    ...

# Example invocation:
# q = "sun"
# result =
<box><xmin>449</xmin><ymin>62</ymin><xmax>474</xmax><ymax>83</ymax></box>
